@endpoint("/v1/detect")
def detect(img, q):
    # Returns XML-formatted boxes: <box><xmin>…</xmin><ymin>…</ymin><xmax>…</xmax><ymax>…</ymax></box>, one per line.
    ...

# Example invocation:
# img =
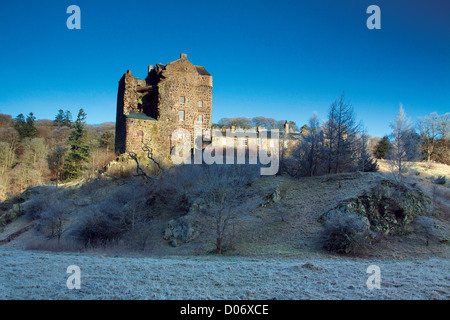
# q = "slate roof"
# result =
<box><xmin>195</xmin><ymin>66</ymin><xmax>211</xmax><ymax>76</ymax></box>
<box><xmin>125</xmin><ymin>111</ymin><xmax>156</xmax><ymax>121</ymax></box>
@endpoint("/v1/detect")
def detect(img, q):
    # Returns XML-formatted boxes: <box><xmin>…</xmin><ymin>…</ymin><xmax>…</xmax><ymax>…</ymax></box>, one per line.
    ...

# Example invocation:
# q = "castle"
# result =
<box><xmin>115</xmin><ymin>53</ymin><xmax>213</xmax><ymax>156</ymax></box>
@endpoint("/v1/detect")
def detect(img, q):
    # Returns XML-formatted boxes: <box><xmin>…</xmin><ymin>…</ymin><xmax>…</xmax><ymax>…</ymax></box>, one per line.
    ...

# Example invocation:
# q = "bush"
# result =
<box><xmin>321</xmin><ymin>210</ymin><xmax>371</xmax><ymax>255</ymax></box>
<box><xmin>38</xmin><ymin>200</ymin><xmax>69</xmax><ymax>242</ymax></box>
<box><xmin>24</xmin><ymin>196</ymin><xmax>48</xmax><ymax>220</ymax></box>
<box><xmin>25</xmin><ymin>239</ymin><xmax>82</xmax><ymax>252</ymax></box>
<box><xmin>414</xmin><ymin>216</ymin><xmax>442</xmax><ymax>246</ymax></box>
<box><xmin>434</xmin><ymin>175</ymin><xmax>446</xmax><ymax>185</ymax></box>
<box><xmin>71</xmin><ymin>201</ymin><xmax>128</xmax><ymax>247</ymax></box>
<box><xmin>71</xmin><ymin>181</ymin><xmax>150</xmax><ymax>248</ymax></box>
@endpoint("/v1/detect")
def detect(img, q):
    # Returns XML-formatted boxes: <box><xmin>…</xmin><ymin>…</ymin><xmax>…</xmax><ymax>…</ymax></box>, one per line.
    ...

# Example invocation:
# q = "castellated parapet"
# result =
<box><xmin>115</xmin><ymin>53</ymin><xmax>213</xmax><ymax>156</ymax></box>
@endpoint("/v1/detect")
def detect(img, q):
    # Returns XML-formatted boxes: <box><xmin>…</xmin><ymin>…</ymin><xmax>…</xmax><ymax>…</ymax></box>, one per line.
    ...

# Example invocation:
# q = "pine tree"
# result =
<box><xmin>54</xmin><ymin>109</ymin><xmax>72</xmax><ymax>127</ymax></box>
<box><xmin>62</xmin><ymin>109</ymin><xmax>89</xmax><ymax>180</ymax></box>
<box><xmin>100</xmin><ymin>131</ymin><xmax>114</xmax><ymax>154</ymax></box>
<box><xmin>14</xmin><ymin>112</ymin><xmax>37</xmax><ymax>139</ymax></box>
<box><xmin>374</xmin><ymin>135</ymin><xmax>391</xmax><ymax>159</ymax></box>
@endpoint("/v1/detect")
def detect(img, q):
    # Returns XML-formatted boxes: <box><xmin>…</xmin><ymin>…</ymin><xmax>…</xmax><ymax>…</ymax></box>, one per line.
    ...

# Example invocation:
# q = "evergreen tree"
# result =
<box><xmin>54</xmin><ymin>109</ymin><xmax>72</xmax><ymax>127</ymax></box>
<box><xmin>62</xmin><ymin>109</ymin><xmax>89</xmax><ymax>180</ymax></box>
<box><xmin>54</xmin><ymin>109</ymin><xmax>65</xmax><ymax>126</ymax></box>
<box><xmin>374</xmin><ymin>135</ymin><xmax>391</xmax><ymax>159</ymax></box>
<box><xmin>100</xmin><ymin>131</ymin><xmax>114</xmax><ymax>154</ymax></box>
<box><xmin>14</xmin><ymin>112</ymin><xmax>37</xmax><ymax>139</ymax></box>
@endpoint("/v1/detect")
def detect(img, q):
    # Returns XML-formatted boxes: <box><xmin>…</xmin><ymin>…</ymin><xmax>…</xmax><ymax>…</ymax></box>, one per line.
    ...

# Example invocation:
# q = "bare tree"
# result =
<box><xmin>297</xmin><ymin>113</ymin><xmax>325</xmax><ymax>176</ymax></box>
<box><xmin>437</xmin><ymin>113</ymin><xmax>449</xmax><ymax>155</ymax></box>
<box><xmin>387</xmin><ymin>104</ymin><xmax>420</xmax><ymax>178</ymax></box>
<box><xmin>417</xmin><ymin>112</ymin><xmax>439</xmax><ymax>162</ymax></box>
<box><xmin>197</xmin><ymin>165</ymin><xmax>260</xmax><ymax>254</ymax></box>
<box><xmin>356</xmin><ymin>126</ymin><xmax>378</xmax><ymax>172</ymax></box>
<box><xmin>128</xmin><ymin>139</ymin><xmax>164</xmax><ymax>182</ymax></box>
<box><xmin>324</xmin><ymin>93</ymin><xmax>359</xmax><ymax>174</ymax></box>
<box><xmin>40</xmin><ymin>200</ymin><xmax>68</xmax><ymax>245</ymax></box>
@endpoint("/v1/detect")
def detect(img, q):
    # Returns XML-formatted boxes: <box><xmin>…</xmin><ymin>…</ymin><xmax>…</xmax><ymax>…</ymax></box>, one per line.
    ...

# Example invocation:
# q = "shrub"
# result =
<box><xmin>434</xmin><ymin>175</ymin><xmax>446</xmax><ymax>185</ymax></box>
<box><xmin>25</xmin><ymin>239</ymin><xmax>82</xmax><ymax>252</ymax></box>
<box><xmin>71</xmin><ymin>201</ymin><xmax>128</xmax><ymax>247</ymax></box>
<box><xmin>321</xmin><ymin>210</ymin><xmax>371</xmax><ymax>255</ymax></box>
<box><xmin>38</xmin><ymin>200</ymin><xmax>69</xmax><ymax>243</ymax></box>
<box><xmin>24</xmin><ymin>196</ymin><xmax>48</xmax><ymax>220</ymax></box>
<box><xmin>414</xmin><ymin>216</ymin><xmax>442</xmax><ymax>246</ymax></box>
<box><xmin>71</xmin><ymin>181</ymin><xmax>150</xmax><ymax>248</ymax></box>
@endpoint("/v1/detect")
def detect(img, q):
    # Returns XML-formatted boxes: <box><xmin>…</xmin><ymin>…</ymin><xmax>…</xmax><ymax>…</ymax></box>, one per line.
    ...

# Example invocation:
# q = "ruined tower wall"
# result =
<box><xmin>115</xmin><ymin>54</ymin><xmax>212</xmax><ymax>158</ymax></box>
<box><xmin>156</xmin><ymin>57</ymin><xmax>212</xmax><ymax>150</ymax></box>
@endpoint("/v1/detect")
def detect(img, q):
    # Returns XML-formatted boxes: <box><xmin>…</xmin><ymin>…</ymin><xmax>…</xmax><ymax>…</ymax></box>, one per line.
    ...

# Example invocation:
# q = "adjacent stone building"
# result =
<box><xmin>115</xmin><ymin>53</ymin><xmax>213</xmax><ymax>156</ymax></box>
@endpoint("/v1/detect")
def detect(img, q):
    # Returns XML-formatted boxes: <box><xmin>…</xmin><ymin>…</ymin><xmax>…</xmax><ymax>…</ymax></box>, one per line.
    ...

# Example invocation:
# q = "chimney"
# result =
<box><xmin>180</xmin><ymin>53</ymin><xmax>187</xmax><ymax>60</ymax></box>
<box><xmin>231</xmin><ymin>125</ymin><xmax>235</xmax><ymax>132</ymax></box>
<box><xmin>284</xmin><ymin>121</ymin><xmax>290</xmax><ymax>133</ymax></box>
<box><xmin>148</xmin><ymin>65</ymin><xmax>153</xmax><ymax>73</ymax></box>
<box><xmin>257</xmin><ymin>126</ymin><xmax>262</xmax><ymax>132</ymax></box>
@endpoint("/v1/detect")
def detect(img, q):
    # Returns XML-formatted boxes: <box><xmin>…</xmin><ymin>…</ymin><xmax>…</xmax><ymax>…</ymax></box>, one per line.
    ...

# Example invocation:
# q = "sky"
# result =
<box><xmin>0</xmin><ymin>0</ymin><xmax>448</xmax><ymax>137</ymax></box>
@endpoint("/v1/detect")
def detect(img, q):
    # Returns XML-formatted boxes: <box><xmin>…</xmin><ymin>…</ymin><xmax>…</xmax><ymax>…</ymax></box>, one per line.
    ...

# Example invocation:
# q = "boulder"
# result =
<box><xmin>164</xmin><ymin>215</ymin><xmax>199</xmax><ymax>245</ymax></box>
<box><xmin>261</xmin><ymin>185</ymin><xmax>281</xmax><ymax>207</ymax></box>
<box><xmin>320</xmin><ymin>179</ymin><xmax>432</xmax><ymax>235</ymax></box>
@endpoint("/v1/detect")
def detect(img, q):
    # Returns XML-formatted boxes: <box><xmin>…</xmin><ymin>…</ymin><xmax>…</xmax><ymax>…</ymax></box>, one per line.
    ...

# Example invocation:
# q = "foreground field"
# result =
<box><xmin>0</xmin><ymin>249</ymin><xmax>448</xmax><ymax>300</ymax></box>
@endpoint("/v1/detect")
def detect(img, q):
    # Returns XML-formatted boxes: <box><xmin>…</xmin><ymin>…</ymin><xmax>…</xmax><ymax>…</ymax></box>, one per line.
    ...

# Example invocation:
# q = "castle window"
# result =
<box><xmin>198</xmin><ymin>101</ymin><xmax>203</xmax><ymax>107</ymax></box>
<box><xmin>198</xmin><ymin>115</ymin><xmax>203</xmax><ymax>122</ymax></box>
<box><xmin>242</xmin><ymin>138</ymin><xmax>248</xmax><ymax>146</ymax></box>
<box><xmin>180</xmin><ymin>96</ymin><xmax>185</xmax><ymax>104</ymax></box>
<box><xmin>138</xmin><ymin>130</ymin><xmax>143</xmax><ymax>137</ymax></box>
<box><xmin>179</xmin><ymin>110</ymin><xmax>185</xmax><ymax>121</ymax></box>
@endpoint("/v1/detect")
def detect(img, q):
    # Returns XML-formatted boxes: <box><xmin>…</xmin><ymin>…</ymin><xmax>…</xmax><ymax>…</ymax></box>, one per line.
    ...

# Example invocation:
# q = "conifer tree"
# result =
<box><xmin>62</xmin><ymin>109</ymin><xmax>89</xmax><ymax>180</ymax></box>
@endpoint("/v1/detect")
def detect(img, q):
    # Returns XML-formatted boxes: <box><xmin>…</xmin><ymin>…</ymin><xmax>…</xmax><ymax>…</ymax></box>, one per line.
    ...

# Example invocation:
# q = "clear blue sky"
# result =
<box><xmin>0</xmin><ymin>0</ymin><xmax>448</xmax><ymax>137</ymax></box>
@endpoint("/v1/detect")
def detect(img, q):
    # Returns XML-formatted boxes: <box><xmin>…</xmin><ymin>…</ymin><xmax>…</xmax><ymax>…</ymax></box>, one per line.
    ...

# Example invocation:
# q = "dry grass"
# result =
<box><xmin>1</xmin><ymin>162</ymin><xmax>449</xmax><ymax>261</ymax></box>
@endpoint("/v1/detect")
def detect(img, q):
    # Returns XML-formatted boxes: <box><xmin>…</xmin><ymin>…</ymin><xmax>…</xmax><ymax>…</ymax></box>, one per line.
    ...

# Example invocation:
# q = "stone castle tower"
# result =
<box><xmin>115</xmin><ymin>53</ymin><xmax>213</xmax><ymax>156</ymax></box>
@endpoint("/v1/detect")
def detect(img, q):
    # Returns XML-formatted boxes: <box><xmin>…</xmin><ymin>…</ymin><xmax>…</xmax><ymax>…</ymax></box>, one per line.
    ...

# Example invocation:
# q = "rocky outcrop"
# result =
<box><xmin>321</xmin><ymin>180</ymin><xmax>432</xmax><ymax>235</ymax></box>
<box><xmin>163</xmin><ymin>215</ymin><xmax>200</xmax><ymax>247</ymax></box>
<box><xmin>261</xmin><ymin>185</ymin><xmax>281</xmax><ymax>207</ymax></box>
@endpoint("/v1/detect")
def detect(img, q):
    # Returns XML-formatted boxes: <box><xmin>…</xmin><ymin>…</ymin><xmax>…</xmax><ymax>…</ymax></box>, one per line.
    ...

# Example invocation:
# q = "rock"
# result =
<box><xmin>302</xmin><ymin>263</ymin><xmax>315</xmax><ymax>270</ymax></box>
<box><xmin>74</xmin><ymin>197</ymin><xmax>92</xmax><ymax>206</ymax></box>
<box><xmin>164</xmin><ymin>215</ymin><xmax>199</xmax><ymax>245</ymax></box>
<box><xmin>272</xmin><ymin>186</ymin><xmax>281</xmax><ymax>203</ymax></box>
<box><xmin>263</xmin><ymin>185</ymin><xmax>281</xmax><ymax>207</ymax></box>
<box><xmin>170</xmin><ymin>239</ymin><xmax>180</xmax><ymax>247</ymax></box>
<box><xmin>320</xmin><ymin>179</ymin><xmax>432</xmax><ymax>235</ymax></box>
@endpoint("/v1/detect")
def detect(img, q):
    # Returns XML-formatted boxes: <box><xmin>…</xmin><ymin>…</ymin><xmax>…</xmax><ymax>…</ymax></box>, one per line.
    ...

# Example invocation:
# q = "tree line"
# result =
<box><xmin>282</xmin><ymin>94</ymin><xmax>449</xmax><ymax>178</ymax></box>
<box><xmin>374</xmin><ymin>108</ymin><xmax>449</xmax><ymax>166</ymax></box>
<box><xmin>0</xmin><ymin>109</ymin><xmax>115</xmax><ymax>200</ymax></box>
<box><xmin>282</xmin><ymin>93</ymin><xmax>377</xmax><ymax>177</ymax></box>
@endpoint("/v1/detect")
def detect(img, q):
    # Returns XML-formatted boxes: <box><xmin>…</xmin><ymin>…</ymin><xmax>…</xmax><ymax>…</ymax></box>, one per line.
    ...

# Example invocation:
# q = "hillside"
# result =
<box><xmin>0</xmin><ymin>160</ymin><xmax>449</xmax><ymax>299</ymax></box>
<box><xmin>1</xmin><ymin>161</ymin><xmax>449</xmax><ymax>259</ymax></box>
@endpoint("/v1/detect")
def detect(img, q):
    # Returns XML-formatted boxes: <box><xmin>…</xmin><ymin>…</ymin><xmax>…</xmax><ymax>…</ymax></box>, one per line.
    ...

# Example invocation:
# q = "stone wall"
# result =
<box><xmin>115</xmin><ymin>54</ymin><xmax>213</xmax><ymax>157</ymax></box>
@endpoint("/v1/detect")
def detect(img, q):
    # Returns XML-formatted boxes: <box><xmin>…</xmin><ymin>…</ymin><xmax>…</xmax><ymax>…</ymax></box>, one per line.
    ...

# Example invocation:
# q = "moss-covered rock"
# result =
<box><xmin>163</xmin><ymin>214</ymin><xmax>199</xmax><ymax>245</ymax></box>
<box><xmin>321</xmin><ymin>180</ymin><xmax>432</xmax><ymax>235</ymax></box>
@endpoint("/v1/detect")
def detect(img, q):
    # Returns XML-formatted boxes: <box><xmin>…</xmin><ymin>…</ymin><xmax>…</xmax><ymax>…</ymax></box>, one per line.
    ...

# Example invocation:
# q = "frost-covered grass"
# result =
<box><xmin>0</xmin><ymin>249</ymin><xmax>448</xmax><ymax>300</ymax></box>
